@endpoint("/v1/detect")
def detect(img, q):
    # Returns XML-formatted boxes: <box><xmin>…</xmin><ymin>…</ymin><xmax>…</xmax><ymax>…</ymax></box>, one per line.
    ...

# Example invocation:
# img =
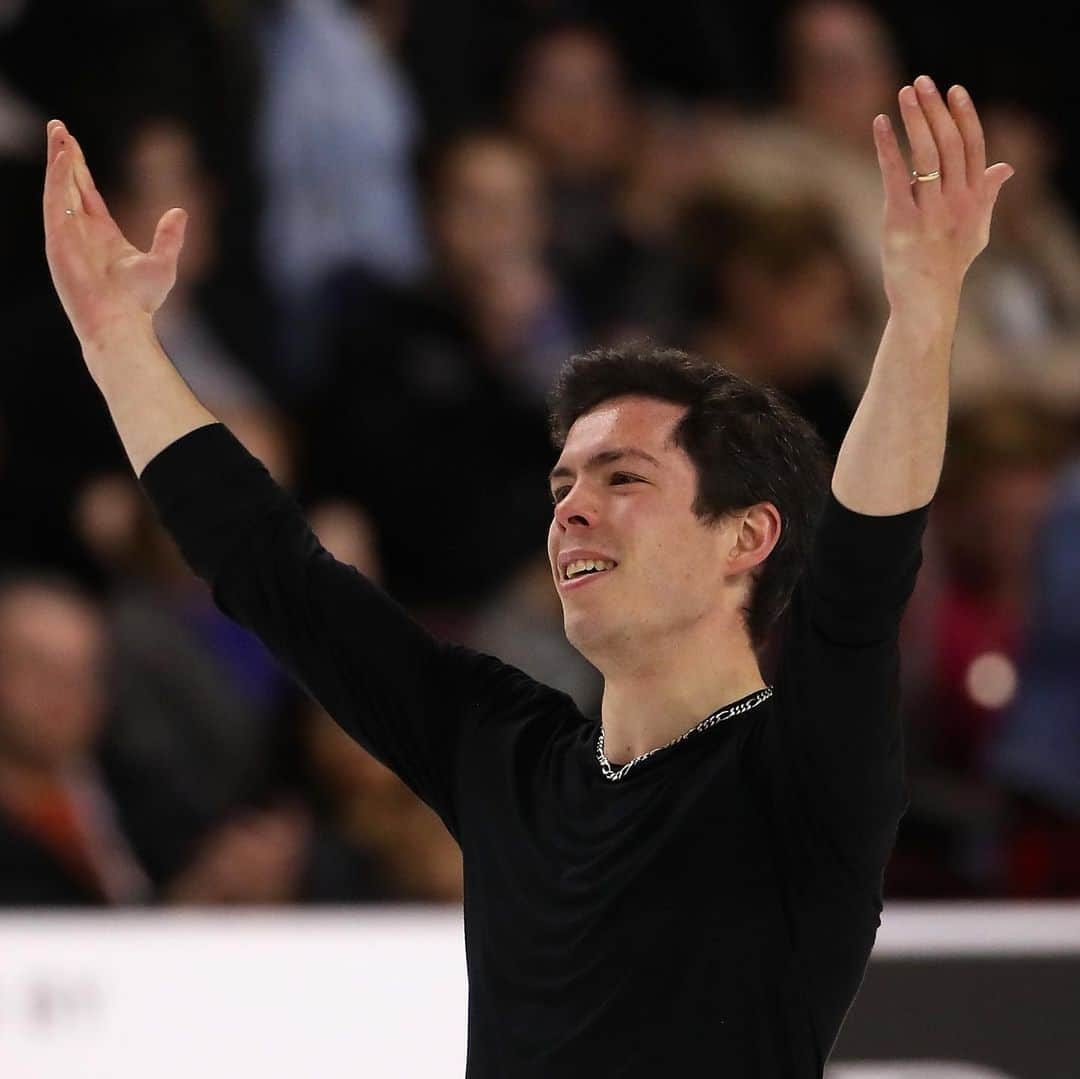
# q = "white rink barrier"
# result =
<box><xmin>1</xmin><ymin>903</ymin><xmax>1077</xmax><ymax>1079</ymax></box>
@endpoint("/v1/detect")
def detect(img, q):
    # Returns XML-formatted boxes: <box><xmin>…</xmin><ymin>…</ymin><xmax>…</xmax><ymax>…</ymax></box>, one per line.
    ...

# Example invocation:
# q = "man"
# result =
<box><xmin>42</xmin><ymin>76</ymin><xmax>1012</xmax><ymax>1075</ymax></box>
<box><xmin>0</xmin><ymin>573</ymin><xmax>150</xmax><ymax>905</ymax></box>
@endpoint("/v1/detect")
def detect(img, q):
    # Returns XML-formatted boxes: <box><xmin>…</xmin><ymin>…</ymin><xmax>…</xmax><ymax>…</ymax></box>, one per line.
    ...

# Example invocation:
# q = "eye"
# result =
<box><xmin>550</xmin><ymin>474</ymin><xmax>638</xmax><ymax>505</ymax></box>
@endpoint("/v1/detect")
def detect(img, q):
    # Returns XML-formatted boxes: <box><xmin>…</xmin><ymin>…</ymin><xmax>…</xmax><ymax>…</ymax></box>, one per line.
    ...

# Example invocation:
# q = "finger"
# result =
<box><xmin>947</xmin><ymin>84</ymin><xmax>987</xmax><ymax>187</ymax></box>
<box><xmin>914</xmin><ymin>75</ymin><xmax>966</xmax><ymax>194</ymax></box>
<box><xmin>899</xmin><ymin>84</ymin><xmax>943</xmax><ymax>206</ymax></box>
<box><xmin>61</xmin><ymin>140</ymin><xmax>83</xmax><ymax>214</ymax></box>
<box><xmin>44</xmin><ymin>149</ymin><xmax>81</xmax><ymax>234</ymax></box>
<box><xmin>47</xmin><ymin>119</ymin><xmax>68</xmax><ymax>167</ymax></box>
<box><xmin>48</xmin><ymin>122</ymin><xmax>84</xmax><ymax>213</ymax></box>
<box><xmin>873</xmin><ymin>113</ymin><xmax>917</xmax><ymax>218</ymax></box>
<box><xmin>985</xmin><ymin>161</ymin><xmax>1016</xmax><ymax>208</ymax></box>
<box><xmin>43</xmin><ymin>123</ymin><xmax>71</xmax><ymax>228</ymax></box>
<box><xmin>150</xmin><ymin>207</ymin><xmax>188</xmax><ymax>264</ymax></box>
<box><xmin>64</xmin><ymin>129</ymin><xmax>112</xmax><ymax>220</ymax></box>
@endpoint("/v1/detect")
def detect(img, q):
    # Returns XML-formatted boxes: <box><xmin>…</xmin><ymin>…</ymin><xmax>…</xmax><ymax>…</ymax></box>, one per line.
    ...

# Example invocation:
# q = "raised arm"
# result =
<box><xmin>831</xmin><ymin>77</ymin><xmax>1014</xmax><ymax>516</ymax></box>
<box><xmin>40</xmin><ymin>118</ymin><xmax>548</xmax><ymax>835</ymax></box>
<box><xmin>42</xmin><ymin>119</ymin><xmax>215</xmax><ymax>474</ymax></box>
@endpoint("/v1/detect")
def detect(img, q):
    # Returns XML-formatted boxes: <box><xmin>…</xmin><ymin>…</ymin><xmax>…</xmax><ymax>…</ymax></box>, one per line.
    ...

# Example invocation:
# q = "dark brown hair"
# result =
<box><xmin>546</xmin><ymin>341</ymin><xmax>832</xmax><ymax>650</ymax></box>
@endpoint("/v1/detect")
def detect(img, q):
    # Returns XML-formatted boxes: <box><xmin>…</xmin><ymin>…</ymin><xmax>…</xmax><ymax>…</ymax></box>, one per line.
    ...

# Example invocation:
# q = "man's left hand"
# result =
<box><xmin>873</xmin><ymin>76</ymin><xmax>1014</xmax><ymax>320</ymax></box>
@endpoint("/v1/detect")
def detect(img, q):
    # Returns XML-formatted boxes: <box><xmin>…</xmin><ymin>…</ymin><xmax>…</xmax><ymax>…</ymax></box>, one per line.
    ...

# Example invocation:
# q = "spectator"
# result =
<box><xmin>891</xmin><ymin>398</ymin><xmax>1073</xmax><ymax>894</ymax></box>
<box><xmin>509</xmin><ymin>22</ymin><xmax>670</xmax><ymax>342</ymax></box>
<box><xmin>0</xmin><ymin>570</ymin><xmax>357</xmax><ymax>909</ymax></box>
<box><xmin>987</xmin><ymin>459</ymin><xmax>1080</xmax><ymax>896</ymax></box>
<box><xmin>947</xmin><ymin>101</ymin><xmax>1080</xmax><ymax>412</ymax></box>
<box><xmin>299</xmin><ymin>699</ymin><xmax>464</xmax><ymax>903</ymax></box>
<box><xmin>0</xmin><ymin>574</ymin><xmax>151</xmax><ymax>905</ymax></box>
<box><xmin>701</xmin><ymin>0</ymin><xmax>905</xmax><ymax>398</ymax></box>
<box><xmin>254</xmin><ymin>0</ymin><xmax>428</xmax><ymax>389</ymax></box>
<box><xmin>680</xmin><ymin>186</ymin><xmax>861</xmax><ymax>457</ymax></box>
<box><xmin>419</xmin><ymin>131</ymin><xmax>579</xmax><ymax>405</ymax></box>
<box><xmin>304</xmin><ymin>132</ymin><xmax>564</xmax><ymax>621</ymax></box>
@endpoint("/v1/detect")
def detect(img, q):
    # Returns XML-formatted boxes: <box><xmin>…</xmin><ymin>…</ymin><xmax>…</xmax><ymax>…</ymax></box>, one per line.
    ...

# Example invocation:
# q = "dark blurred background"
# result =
<box><xmin>1</xmin><ymin>0</ymin><xmax>1078</xmax><ymax>909</ymax></box>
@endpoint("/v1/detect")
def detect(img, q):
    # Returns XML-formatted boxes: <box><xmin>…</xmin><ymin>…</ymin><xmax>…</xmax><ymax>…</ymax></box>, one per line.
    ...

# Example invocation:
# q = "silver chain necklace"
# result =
<box><xmin>595</xmin><ymin>686</ymin><xmax>774</xmax><ymax>781</ymax></box>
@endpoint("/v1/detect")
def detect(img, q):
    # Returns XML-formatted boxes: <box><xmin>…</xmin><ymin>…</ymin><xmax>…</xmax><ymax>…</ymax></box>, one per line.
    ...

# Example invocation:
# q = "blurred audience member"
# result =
<box><xmin>925</xmin><ymin>400</ymin><xmax>1072</xmax><ymax>774</ymax></box>
<box><xmin>702</xmin><ymin>0</ymin><xmax>905</xmax><ymax>396</ymax></box>
<box><xmin>987</xmin><ymin>459</ymin><xmax>1080</xmax><ymax>896</ymax></box>
<box><xmin>0</xmin><ymin>571</ymin><xmax>312</xmax><ymax>908</ymax></box>
<box><xmin>891</xmin><ymin>398</ymin><xmax>1074</xmax><ymax>894</ymax></box>
<box><xmin>0</xmin><ymin>574</ymin><xmax>152</xmax><ymax>905</ymax></box>
<box><xmin>512</xmin><ymin>22</ymin><xmax>631</xmax><ymax>197</ymax></box>
<box><xmin>948</xmin><ymin>102</ymin><xmax>1080</xmax><ymax>412</ymax></box>
<box><xmin>163</xmin><ymin>799</ymin><xmax>313</xmax><ymax>905</ymax></box>
<box><xmin>300</xmin><ymin>701</ymin><xmax>464</xmax><ymax>903</ymax></box>
<box><xmin>780</xmin><ymin>0</ymin><xmax>900</xmax><ymax>151</ymax></box>
<box><xmin>510</xmin><ymin>22</ymin><xmax>674</xmax><ymax>342</ymax></box>
<box><xmin>305</xmin><ymin>132</ymin><xmax>562</xmax><ymax>620</ymax></box>
<box><xmin>421</xmin><ymin>131</ymin><xmax>578</xmax><ymax>404</ymax></box>
<box><xmin>254</xmin><ymin>0</ymin><xmax>427</xmax><ymax>388</ymax></box>
<box><xmin>680</xmin><ymin>186</ymin><xmax>861</xmax><ymax>457</ymax></box>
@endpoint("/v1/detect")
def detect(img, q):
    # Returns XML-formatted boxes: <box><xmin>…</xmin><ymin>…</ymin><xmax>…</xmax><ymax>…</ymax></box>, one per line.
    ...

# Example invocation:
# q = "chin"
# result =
<box><xmin>562</xmin><ymin>613</ymin><xmax>613</xmax><ymax>654</ymax></box>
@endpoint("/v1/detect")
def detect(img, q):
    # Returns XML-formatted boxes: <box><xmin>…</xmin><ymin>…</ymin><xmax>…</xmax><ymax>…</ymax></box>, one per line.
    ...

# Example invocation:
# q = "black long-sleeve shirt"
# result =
<box><xmin>140</xmin><ymin>422</ymin><xmax>930</xmax><ymax>1078</ymax></box>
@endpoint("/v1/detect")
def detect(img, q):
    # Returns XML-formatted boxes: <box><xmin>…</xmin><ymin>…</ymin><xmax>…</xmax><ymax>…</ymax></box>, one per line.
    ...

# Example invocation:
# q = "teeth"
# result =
<box><xmin>565</xmin><ymin>558</ymin><xmax>617</xmax><ymax>579</ymax></box>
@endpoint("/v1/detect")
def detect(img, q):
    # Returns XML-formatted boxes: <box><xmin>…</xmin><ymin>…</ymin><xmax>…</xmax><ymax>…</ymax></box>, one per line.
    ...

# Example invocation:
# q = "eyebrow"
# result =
<box><xmin>548</xmin><ymin>447</ymin><xmax>662</xmax><ymax>485</ymax></box>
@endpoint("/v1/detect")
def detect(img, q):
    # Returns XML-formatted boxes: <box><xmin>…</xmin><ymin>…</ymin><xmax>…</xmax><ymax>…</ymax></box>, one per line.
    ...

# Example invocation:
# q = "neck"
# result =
<box><xmin>597</xmin><ymin>626</ymin><xmax>766</xmax><ymax>766</ymax></box>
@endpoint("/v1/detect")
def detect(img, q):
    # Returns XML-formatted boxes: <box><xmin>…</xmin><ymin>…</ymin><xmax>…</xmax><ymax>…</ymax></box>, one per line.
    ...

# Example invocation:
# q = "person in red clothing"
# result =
<box><xmin>0</xmin><ymin>572</ymin><xmax>316</xmax><ymax>908</ymax></box>
<box><xmin>888</xmin><ymin>397</ymin><xmax>1073</xmax><ymax>896</ymax></box>
<box><xmin>929</xmin><ymin>397</ymin><xmax>1072</xmax><ymax>776</ymax></box>
<box><xmin>0</xmin><ymin>573</ymin><xmax>149</xmax><ymax>905</ymax></box>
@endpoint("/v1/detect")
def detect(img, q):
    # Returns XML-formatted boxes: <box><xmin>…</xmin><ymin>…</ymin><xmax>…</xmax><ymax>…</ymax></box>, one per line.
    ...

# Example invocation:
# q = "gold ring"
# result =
<box><xmin>911</xmin><ymin>169</ymin><xmax>941</xmax><ymax>183</ymax></box>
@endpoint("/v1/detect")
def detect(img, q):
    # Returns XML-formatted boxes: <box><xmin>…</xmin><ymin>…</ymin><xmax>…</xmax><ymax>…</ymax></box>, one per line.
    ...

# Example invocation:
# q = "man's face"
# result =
<box><xmin>513</xmin><ymin>29</ymin><xmax>631</xmax><ymax>182</ymax></box>
<box><xmin>547</xmin><ymin>396</ymin><xmax>741</xmax><ymax>661</ymax></box>
<box><xmin>786</xmin><ymin>2</ymin><xmax>898</xmax><ymax>136</ymax></box>
<box><xmin>433</xmin><ymin>139</ymin><xmax>544</xmax><ymax>280</ymax></box>
<box><xmin>0</xmin><ymin>589</ymin><xmax>106</xmax><ymax>769</ymax></box>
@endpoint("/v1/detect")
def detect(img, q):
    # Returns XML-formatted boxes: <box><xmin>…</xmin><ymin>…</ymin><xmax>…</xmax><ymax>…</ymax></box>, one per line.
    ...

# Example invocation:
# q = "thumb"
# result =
<box><xmin>150</xmin><ymin>207</ymin><xmax>188</xmax><ymax>266</ymax></box>
<box><xmin>987</xmin><ymin>163</ymin><xmax>1015</xmax><ymax>203</ymax></box>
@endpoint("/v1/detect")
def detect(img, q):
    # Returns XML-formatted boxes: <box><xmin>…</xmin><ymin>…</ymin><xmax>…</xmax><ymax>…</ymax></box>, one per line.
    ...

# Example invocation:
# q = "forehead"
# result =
<box><xmin>443</xmin><ymin>140</ymin><xmax>535</xmax><ymax>190</ymax></box>
<box><xmin>558</xmin><ymin>397</ymin><xmax>687</xmax><ymax>459</ymax></box>
<box><xmin>0</xmin><ymin>591</ymin><xmax>103</xmax><ymax>654</ymax></box>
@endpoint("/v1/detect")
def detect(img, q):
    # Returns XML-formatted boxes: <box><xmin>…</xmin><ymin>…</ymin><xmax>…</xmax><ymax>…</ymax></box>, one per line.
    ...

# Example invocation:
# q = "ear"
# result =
<box><xmin>725</xmin><ymin>502</ymin><xmax>782</xmax><ymax>576</ymax></box>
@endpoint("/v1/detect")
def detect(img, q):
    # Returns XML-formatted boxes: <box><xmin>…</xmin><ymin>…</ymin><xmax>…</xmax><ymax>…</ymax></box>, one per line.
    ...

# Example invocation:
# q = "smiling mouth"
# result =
<box><xmin>559</xmin><ymin>566</ymin><xmax>617</xmax><ymax>590</ymax></box>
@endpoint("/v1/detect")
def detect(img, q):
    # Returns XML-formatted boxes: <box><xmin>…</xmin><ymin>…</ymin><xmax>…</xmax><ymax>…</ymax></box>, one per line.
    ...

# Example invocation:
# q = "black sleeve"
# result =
<box><xmin>138</xmin><ymin>422</ymin><xmax>533</xmax><ymax>839</ymax></box>
<box><xmin>762</xmin><ymin>488</ymin><xmax>931</xmax><ymax>871</ymax></box>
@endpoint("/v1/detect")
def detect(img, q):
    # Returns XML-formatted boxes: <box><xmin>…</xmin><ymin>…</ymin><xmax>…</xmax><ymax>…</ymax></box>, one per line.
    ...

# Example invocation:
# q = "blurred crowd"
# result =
<box><xmin>0</xmin><ymin>0</ymin><xmax>1078</xmax><ymax>907</ymax></box>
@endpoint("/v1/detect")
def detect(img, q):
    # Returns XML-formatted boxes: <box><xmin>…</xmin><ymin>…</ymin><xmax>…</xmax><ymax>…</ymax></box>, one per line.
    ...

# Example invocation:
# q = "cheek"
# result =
<box><xmin>546</xmin><ymin>521</ymin><xmax>560</xmax><ymax>574</ymax></box>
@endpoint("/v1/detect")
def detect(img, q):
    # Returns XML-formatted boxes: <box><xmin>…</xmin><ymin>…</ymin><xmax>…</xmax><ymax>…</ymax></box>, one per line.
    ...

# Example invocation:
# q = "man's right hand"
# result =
<box><xmin>40</xmin><ymin>118</ymin><xmax>215</xmax><ymax>477</ymax></box>
<box><xmin>42</xmin><ymin>119</ymin><xmax>188</xmax><ymax>352</ymax></box>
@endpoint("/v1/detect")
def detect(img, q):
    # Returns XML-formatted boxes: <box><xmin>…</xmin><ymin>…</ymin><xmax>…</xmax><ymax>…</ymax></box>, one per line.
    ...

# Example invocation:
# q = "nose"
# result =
<box><xmin>552</xmin><ymin>481</ymin><xmax>598</xmax><ymax>530</ymax></box>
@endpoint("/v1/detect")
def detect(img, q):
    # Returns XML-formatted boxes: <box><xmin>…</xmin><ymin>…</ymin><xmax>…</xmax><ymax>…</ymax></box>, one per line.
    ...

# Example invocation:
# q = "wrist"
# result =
<box><xmin>885</xmin><ymin>300</ymin><xmax>959</xmax><ymax>346</ymax></box>
<box><xmin>80</xmin><ymin>312</ymin><xmax>159</xmax><ymax>379</ymax></box>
